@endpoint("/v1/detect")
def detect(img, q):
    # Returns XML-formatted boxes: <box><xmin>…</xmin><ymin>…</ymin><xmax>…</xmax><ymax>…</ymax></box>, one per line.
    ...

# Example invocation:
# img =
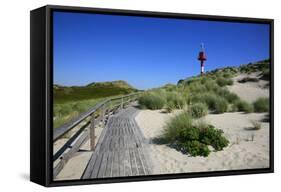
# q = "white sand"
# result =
<box><xmin>227</xmin><ymin>73</ymin><xmax>269</xmax><ymax>103</ymax></box>
<box><xmin>135</xmin><ymin>110</ymin><xmax>269</xmax><ymax>174</ymax></box>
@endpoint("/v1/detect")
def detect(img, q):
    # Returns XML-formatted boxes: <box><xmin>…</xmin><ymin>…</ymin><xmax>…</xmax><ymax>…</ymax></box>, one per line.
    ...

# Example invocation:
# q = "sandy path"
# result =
<box><xmin>135</xmin><ymin>110</ymin><xmax>270</xmax><ymax>174</ymax></box>
<box><xmin>227</xmin><ymin>73</ymin><xmax>269</xmax><ymax>103</ymax></box>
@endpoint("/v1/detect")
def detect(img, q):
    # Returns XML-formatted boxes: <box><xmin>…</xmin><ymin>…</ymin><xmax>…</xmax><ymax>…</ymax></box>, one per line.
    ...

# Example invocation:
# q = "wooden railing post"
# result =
<box><xmin>121</xmin><ymin>96</ymin><xmax>124</xmax><ymax>109</ymax></box>
<box><xmin>102</xmin><ymin>104</ymin><xmax>106</xmax><ymax>125</ymax></box>
<box><xmin>109</xmin><ymin>100</ymin><xmax>112</xmax><ymax>112</ymax></box>
<box><xmin>90</xmin><ymin>113</ymin><xmax>96</xmax><ymax>151</ymax></box>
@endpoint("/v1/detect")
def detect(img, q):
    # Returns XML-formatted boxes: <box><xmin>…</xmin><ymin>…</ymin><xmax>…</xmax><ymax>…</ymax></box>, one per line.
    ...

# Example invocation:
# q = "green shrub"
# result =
<box><xmin>253</xmin><ymin>97</ymin><xmax>269</xmax><ymax>112</ymax></box>
<box><xmin>163</xmin><ymin>113</ymin><xmax>229</xmax><ymax>157</ymax></box>
<box><xmin>214</xmin><ymin>97</ymin><xmax>228</xmax><ymax>114</ymax></box>
<box><xmin>222</xmin><ymin>72</ymin><xmax>233</xmax><ymax>79</ymax></box>
<box><xmin>182</xmin><ymin>140</ymin><xmax>210</xmax><ymax>157</ymax></box>
<box><xmin>203</xmin><ymin>93</ymin><xmax>218</xmax><ymax>110</ymax></box>
<box><xmin>165</xmin><ymin>101</ymin><xmax>176</xmax><ymax>113</ymax></box>
<box><xmin>205</xmin><ymin>80</ymin><xmax>219</xmax><ymax>92</ymax></box>
<box><xmin>163</xmin><ymin>113</ymin><xmax>193</xmax><ymax>142</ymax></box>
<box><xmin>225</xmin><ymin>92</ymin><xmax>240</xmax><ymax>103</ymax></box>
<box><xmin>191</xmin><ymin>93</ymin><xmax>217</xmax><ymax>110</ymax></box>
<box><xmin>199</xmin><ymin>125</ymin><xmax>229</xmax><ymax>151</ymax></box>
<box><xmin>188</xmin><ymin>103</ymin><xmax>208</xmax><ymax>118</ymax></box>
<box><xmin>216</xmin><ymin>77</ymin><xmax>233</xmax><ymax>86</ymax></box>
<box><xmin>138</xmin><ymin>93</ymin><xmax>166</xmax><ymax>110</ymax></box>
<box><xmin>234</xmin><ymin>100</ymin><xmax>253</xmax><ymax>113</ymax></box>
<box><xmin>54</xmin><ymin>105</ymin><xmax>62</xmax><ymax>117</ymax></box>
<box><xmin>217</xmin><ymin>89</ymin><xmax>239</xmax><ymax>103</ymax></box>
<box><xmin>179</xmin><ymin>126</ymin><xmax>200</xmax><ymax>141</ymax></box>
<box><xmin>59</xmin><ymin>104</ymin><xmax>73</xmax><ymax>116</ymax></box>
<box><xmin>166</xmin><ymin>91</ymin><xmax>186</xmax><ymax>109</ymax></box>
<box><xmin>187</xmin><ymin>81</ymin><xmax>206</xmax><ymax>92</ymax></box>
<box><xmin>73</xmin><ymin>102</ymin><xmax>88</xmax><ymax>113</ymax></box>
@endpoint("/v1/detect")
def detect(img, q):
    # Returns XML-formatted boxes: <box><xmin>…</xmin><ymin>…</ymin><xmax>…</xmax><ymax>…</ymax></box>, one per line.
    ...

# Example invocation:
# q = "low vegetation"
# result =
<box><xmin>54</xmin><ymin>80</ymin><xmax>137</xmax><ymax>104</ymax></box>
<box><xmin>253</xmin><ymin>97</ymin><xmax>269</xmax><ymax>112</ymax></box>
<box><xmin>138</xmin><ymin>93</ymin><xmax>166</xmax><ymax>110</ymax></box>
<box><xmin>234</xmin><ymin>100</ymin><xmax>254</xmax><ymax>113</ymax></box>
<box><xmin>140</xmin><ymin>59</ymin><xmax>269</xmax><ymax>157</ymax></box>
<box><xmin>188</xmin><ymin>103</ymin><xmax>208</xmax><ymax>118</ymax></box>
<box><xmin>54</xmin><ymin>98</ymin><xmax>103</xmax><ymax>128</ymax></box>
<box><xmin>250</xmin><ymin>120</ymin><xmax>262</xmax><ymax>130</ymax></box>
<box><xmin>163</xmin><ymin>112</ymin><xmax>229</xmax><ymax>157</ymax></box>
<box><xmin>216</xmin><ymin>77</ymin><xmax>234</xmax><ymax>86</ymax></box>
<box><xmin>53</xmin><ymin>80</ymin><xmax>137</xmax><ymax>128</ymax></box>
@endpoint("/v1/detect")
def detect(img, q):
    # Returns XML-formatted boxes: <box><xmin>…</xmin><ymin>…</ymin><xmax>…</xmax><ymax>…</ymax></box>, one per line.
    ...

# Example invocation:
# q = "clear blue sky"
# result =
<box><xmin>53</xmin><ymin>11</ymin><xmax>270</xmax><ymax>90</ymax></box>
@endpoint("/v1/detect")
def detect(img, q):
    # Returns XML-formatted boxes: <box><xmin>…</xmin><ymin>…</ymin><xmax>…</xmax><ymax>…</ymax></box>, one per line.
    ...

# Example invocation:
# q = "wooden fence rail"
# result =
<box><xmin>53</xmin><ymin>92</ymin><xmax>142</xmax><ymax>178</ymax></box>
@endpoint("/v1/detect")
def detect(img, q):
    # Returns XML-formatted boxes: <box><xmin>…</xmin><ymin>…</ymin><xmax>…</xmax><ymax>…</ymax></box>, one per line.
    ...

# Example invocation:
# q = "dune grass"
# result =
<box><xmin>163</xmin><ymin>112</ymin><xmax>229</xmax><ymax>157</ymax></box>
<box><xmin>188</xmin><ymin>103</ymin><xmax>208</xmax><ymax>118</ymax></box>
<box><xmin>53</xmin><ymin>98</ymin><xmax>104</xmax><ymax>128</ymax></box>
<box><xmin>138</xmin><ymin>93</ymin><xmax>166</xmax><ymax>110</ymax></box>
<box><xmin>253</xmin><ymin>97</ymin><xmax>269</xmax><ymax>112</ymax></box>
<box><xmin>141</xmin><ymin>59</ymin><xmax>269</xmax><ymax>156</ymax></box>
<box><xmin>233</xmin><ymin>100</ymin><xmax>254</xmax><ymax>113</ymax></box>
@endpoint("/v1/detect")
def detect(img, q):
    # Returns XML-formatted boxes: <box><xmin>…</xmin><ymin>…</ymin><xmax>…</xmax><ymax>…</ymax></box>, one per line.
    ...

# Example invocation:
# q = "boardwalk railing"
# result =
<box><xmin>53</xmin><ymin>92</ymin><xmax>142</xmax><ymax>178</ymax></box>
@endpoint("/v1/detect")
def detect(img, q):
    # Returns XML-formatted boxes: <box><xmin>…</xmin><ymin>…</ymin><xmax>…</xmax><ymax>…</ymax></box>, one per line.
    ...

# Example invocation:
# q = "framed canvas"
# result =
<box><xmin>30</xmin><ymin>5</ymin><xmax>274</xmax><ymax>187</ymax></box>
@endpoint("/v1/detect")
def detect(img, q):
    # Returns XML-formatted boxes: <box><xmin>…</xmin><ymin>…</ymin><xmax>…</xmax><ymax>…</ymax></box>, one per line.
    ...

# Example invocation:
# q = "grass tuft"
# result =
<box><xmin>162</xmin><ymin>113</ymin><xmax>229</xmax><ymax>157</ymax></box>
<box><xmin>188</xmin><ymin>103</ymin><xmax>208</xmax><ymax>118</ymax></box>
<box><xmin>253</xmin><ymin>97</ymin><xmax>269</xmax><ymax>112</ymax></box>
<box><xmin>234</xmin><ymin>100</ymin><xmax>253</xmax><ymax>113</ymax></box>
<box><xmin>138</xmin><ymin>93</ymin><xmax>166</xmax><ymax>110</ymax></box>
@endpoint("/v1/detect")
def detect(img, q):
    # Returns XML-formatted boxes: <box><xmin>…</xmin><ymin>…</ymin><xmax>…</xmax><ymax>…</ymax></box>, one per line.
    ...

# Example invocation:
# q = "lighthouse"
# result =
<box><xmin>198</xmin><ymin>43</ymin><xmax>207</xmax><ymax>76</ymax></box>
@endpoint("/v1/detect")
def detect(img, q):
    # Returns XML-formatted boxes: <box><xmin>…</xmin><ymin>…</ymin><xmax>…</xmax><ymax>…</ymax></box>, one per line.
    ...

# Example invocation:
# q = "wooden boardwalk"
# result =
<box><xmin>82</xmin><ymin>106</ymin><xmax>152</xmax><ymax>179</ymax></box>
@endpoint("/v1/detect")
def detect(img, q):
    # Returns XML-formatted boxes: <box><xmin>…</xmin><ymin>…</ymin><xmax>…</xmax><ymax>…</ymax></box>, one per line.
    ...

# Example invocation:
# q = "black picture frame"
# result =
<box><xmin>30</xmin><ymin>5</ymin><xmax>274</xmax><ymax>187</ymax></box>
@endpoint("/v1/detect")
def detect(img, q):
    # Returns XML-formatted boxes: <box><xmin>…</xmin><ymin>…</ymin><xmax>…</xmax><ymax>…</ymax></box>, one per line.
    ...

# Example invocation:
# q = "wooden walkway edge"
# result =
<box><xmin>82</xmin><ymin>107</ymin><xmax>152</xmax><ymax>179</ymax></box>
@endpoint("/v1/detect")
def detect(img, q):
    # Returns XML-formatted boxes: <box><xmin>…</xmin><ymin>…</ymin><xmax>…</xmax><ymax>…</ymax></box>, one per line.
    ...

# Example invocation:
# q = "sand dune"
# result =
<box><xmin>135</xmin><ymin>110</ymin><xmax>270</xmax><ymax>174</ymax></box>
<box><xmin>135</xmin><ymin>72</ymin><xmax>270</xmax><ymax>174</ymax></box>
<box><xmin>227</xmin><ymin>72</ymin><xmax>269</xmax><ymax>103</ymax></box>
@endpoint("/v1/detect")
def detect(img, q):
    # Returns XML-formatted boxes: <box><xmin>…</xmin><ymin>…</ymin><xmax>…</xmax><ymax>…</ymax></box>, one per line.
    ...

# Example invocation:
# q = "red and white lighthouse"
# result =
<box><xmin>198</xmin><ymin>43</ymin><xmax>207</xmax><ymax>76</ymax></box>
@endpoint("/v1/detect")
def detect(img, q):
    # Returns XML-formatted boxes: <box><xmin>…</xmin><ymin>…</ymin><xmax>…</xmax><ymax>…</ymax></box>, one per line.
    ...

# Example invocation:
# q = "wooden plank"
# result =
<box><xmin>90</xmin><ymin>152</ymin><xmax>104</xmax><ymax>178</ymax></box>
<box><xmin>112</xmin><ymin>150</ymin><xmax>119</xmax><ymax>177</ymax></box>
<box><xmin>81</xmin><ymin>117</ymin><xmax>110</xmax><ymax>179</ymax></box>
<box><xmin>109</xmin><ymin>136</ymin><xmax>116</xmax><ymax>151</ymax></box>
<box><xmin>129</xmin><ymin>149</ymin><xmax>138</xmax><ymax>176</ymax></box>
<box><xmin>81</xmin><ymin>153</ymin><xmax>96</xmax><ymax>179</ymax></box>
<box><xmin>104</xmin><ymin>151</ymin><xmax>113</xmax><ymax>177</ymax></box>
<box><xmin>97</xmin><ymin>151</ymin><xmax>109</xmax><ymax>178</ymax></box>
<box><xmin>138</xmin><ymin>147</ymin><xmax>151</xmax><ymax>175</ymax></box>
<box><xmin>134</xmin><ymin>148</ymin><xmax>145</xmax><ymax>175</ymax></box>
<box><xmin>119</xmin><ymin>150</ymin><xmax>125</xmax><ymax>177</ymax></box>
<box><xmin>81</xmin><ymin>105</ymin><xmax>154</xmax><ymax>179</ymax></box>
<box><xmin>124</xmin><ymin>150</ymin><xmax>132</xmax><ymax>176</ymax></box>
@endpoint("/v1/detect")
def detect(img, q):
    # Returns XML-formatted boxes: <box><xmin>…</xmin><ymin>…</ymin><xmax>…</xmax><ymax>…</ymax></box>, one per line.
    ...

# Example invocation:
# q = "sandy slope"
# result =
<box><xmin>227</xmin><ymin>72</ymin><xmax>269</xmax><ymax>103</ymax></box>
